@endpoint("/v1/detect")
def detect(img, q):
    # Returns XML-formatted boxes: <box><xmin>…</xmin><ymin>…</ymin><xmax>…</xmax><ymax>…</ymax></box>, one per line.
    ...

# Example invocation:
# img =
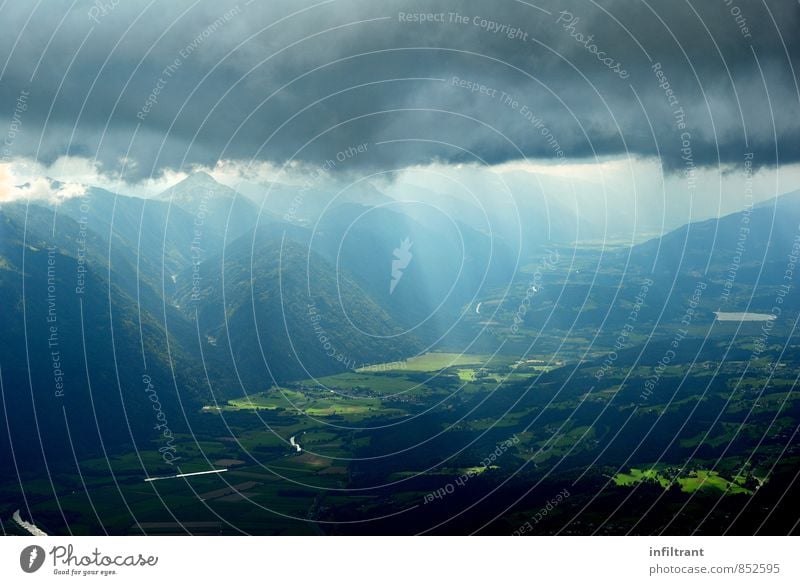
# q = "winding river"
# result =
<box><xmin>290</xmin><ymin>435</ymin><xmax>302</xmax><ymax>453</ymax></box>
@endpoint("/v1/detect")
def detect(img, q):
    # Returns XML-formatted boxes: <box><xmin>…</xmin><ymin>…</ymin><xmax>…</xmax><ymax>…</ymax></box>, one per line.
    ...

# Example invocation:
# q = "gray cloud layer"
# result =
<box><xmin>1</xmin><ymin>0</ymin><xmax>798</xmax><ymax>179</ymax></box>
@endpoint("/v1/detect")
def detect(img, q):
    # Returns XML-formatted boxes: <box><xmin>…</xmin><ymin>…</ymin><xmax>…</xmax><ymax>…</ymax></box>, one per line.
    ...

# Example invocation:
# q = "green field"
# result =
<box><xmin>404</xmin><ymin>352</ymin><xmax>492</xmax><ymax>371</ymax></box>
<box><xmin>613</xmin><ymin>467</ymin><xmax>752</xmax><ymax>494</ymax></box>
<box><xmin>678</xmin><ymin>470</ymin><xmax>752</xmax><ymax>495</ymax></box>
<box><xmin>613</xmin><ymin>468</ymin><xmax>673</xmax><ymax>488</ymax></box>
<box><xmin>207</xmin><ymin>387</ymin><xmax>386</xmax><ymax>418</ymax></box>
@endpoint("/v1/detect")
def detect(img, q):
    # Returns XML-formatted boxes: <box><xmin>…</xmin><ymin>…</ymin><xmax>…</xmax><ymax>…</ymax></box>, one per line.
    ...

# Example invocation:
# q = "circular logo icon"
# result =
<box><xmin>19</xmin><ymin>545</ymin><xmax>46</xmax><ymax>573</ymax></box>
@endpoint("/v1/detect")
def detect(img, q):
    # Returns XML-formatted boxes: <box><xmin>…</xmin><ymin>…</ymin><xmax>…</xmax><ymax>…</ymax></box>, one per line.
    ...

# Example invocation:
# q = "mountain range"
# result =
<box><xmin>2</xmin><ymin>173</ymin><xmax>799</xmax><ymax>469</ymax></box>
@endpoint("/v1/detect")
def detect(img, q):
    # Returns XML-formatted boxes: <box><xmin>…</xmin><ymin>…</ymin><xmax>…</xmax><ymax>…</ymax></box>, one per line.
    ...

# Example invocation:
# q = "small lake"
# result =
<box><xmin>714</xmin><ymin>312</ymin><xmax>776</xmax><ymax>322</ymax></box>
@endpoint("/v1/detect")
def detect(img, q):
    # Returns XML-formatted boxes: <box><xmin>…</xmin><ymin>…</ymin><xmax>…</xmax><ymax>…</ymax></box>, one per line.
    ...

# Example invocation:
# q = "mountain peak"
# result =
<box><xmin>155</xmin><ymin>171</ymin><xmax>235</xmax><ymax>203</ymax></box>
<box><xmin>177</xmin><ymin>170</ymin><xmax>220</xmax><ymax>188</ymax></box>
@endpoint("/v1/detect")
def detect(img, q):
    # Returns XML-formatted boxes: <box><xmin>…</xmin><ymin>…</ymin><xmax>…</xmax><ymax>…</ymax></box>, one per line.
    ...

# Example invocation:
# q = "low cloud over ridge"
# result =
<box><xmin>0</xmin><ymin>0</ymin><xmax>797</xmax><ymax>180</ymax></box>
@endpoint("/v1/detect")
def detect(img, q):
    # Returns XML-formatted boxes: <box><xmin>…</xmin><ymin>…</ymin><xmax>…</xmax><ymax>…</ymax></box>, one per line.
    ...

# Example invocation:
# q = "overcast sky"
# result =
<box><xmin>0</xmin><ymin>0</ymin><xmax>798</xmax><ymax>218</ymax></box>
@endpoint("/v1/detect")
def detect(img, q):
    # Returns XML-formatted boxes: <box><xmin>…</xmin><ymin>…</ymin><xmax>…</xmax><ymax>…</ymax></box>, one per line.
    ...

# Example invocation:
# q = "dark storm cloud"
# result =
<box><xmin>0</xmin><ymin>0</ymin><xmax>798</xmax><ymax>179</ymax></box>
